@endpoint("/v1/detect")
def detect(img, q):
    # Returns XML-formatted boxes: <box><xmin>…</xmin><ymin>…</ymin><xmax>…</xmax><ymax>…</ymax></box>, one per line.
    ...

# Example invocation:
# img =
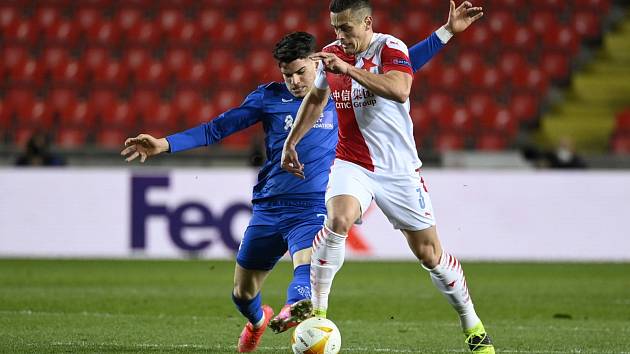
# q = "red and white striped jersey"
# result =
<box><xmin>314</xmin><ymin>33</ymin><xmax>420</xmax><ymax>174</ymax></box>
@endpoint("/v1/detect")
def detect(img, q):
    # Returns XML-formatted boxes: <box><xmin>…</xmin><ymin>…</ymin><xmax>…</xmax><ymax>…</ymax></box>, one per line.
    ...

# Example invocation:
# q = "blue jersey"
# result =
<box><xmin>165</xmin><ymin>31</ymin><xmax>446</xmax><ymax>204</ymax></box>
<box><xmin>166</xmin><ymin>82</ymin><xmax>337</xmax><ymax>204</ymax></box>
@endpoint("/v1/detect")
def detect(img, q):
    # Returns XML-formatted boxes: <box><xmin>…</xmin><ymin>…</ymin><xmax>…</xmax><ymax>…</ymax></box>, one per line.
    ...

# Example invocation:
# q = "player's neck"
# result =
<box><xmin>355</xmin><ymin>32</ymin><xmax>374</xmax><ymax>55</ymax></box>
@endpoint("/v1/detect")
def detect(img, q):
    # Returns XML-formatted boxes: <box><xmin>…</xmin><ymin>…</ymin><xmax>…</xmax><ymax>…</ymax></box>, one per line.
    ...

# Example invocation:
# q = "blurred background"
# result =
<box><xmin>1</xmin><ymin>0</ymin><xmax>629</xmax><ymax>261</ymax></box>
<box><xmin>0</xmin><ymin>0</ymin><xmax>628</xmax><ymax>168</ymax></box>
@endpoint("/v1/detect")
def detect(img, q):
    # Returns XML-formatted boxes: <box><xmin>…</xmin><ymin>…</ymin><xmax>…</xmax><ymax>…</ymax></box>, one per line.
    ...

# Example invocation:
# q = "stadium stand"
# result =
<box><xmin>0</xmin><ymin>0</ymin><xmax>625</xmax><ymax>157</ymax></box>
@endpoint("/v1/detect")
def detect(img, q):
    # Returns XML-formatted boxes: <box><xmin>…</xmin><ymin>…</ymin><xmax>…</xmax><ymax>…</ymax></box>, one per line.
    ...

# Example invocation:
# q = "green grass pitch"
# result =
<box><xmin>1</xmin><ymin>259</ymin><xmax>629</xmax><ymax>353</ymax></box>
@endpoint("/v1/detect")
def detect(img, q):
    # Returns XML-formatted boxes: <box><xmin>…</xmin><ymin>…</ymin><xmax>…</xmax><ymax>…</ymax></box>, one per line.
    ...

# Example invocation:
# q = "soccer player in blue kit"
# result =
<box><xmin>121</xmin><ymin>8</ymin><xmax>470</xmax><ymax>349</ymax></box>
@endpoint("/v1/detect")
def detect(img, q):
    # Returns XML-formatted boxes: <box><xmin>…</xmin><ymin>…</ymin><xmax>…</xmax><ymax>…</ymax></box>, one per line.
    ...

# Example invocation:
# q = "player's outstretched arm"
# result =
<box><xmin>121</xmin><ymin>134</ymin><xmax>169</xmax><ymax>163</ymax></box>
<box><xmin>281</xmin><ymin>86</ymin><xmax>330</xmax><ymax>179</ymax></box>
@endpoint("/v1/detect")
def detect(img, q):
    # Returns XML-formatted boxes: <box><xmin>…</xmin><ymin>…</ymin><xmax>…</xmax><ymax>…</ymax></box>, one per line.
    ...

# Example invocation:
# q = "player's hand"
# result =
<box><xmin>310</xmin><ymin>52</ymin><xmax>351</xmax><ymax>75</ymax></box>
<box><xmin>281</xmin><ymin>144</ymin><xmax>305</xmax><ymax>179</ymax></box>
<box><xmin>444</xmin><ymin>1</ymin><xmax>483</xmax><ymax>34</ymax></box>
<box><xmin>120</xmin><ymin>134</ymin><xmax>169</xmax><ymax>163</ymax></box>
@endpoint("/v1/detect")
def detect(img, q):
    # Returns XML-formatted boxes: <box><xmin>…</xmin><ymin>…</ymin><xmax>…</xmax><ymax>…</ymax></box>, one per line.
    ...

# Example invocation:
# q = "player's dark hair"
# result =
<box><xmin>273</xmin><ymin>32</ymin><xmax>316</xmax><ymax>64</ymax></box>
<box><xmin>329</xmin><ymin>0</ymin><xmax>371</xmax><ymax>13</ymax></box>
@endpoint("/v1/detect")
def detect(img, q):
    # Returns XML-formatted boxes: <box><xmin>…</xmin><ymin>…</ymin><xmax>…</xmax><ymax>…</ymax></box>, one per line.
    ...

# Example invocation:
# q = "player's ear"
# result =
<box><xmin>363</xmin><ymin>15</ymin><xmax>373</xmax><ymax>31</ymax></box>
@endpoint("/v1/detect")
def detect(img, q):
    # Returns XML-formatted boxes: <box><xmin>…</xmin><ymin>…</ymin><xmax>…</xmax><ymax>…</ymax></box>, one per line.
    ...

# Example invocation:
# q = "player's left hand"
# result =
<box><xmin>281</xmin><ymin>144</ymin><xmax>305</xmax><ymax>179</ymax></box>
<box><xmin>445</xmin><ymin>1</ymin><xmax>483</xmax><ymax>34</ymax></box>
<box><xmin>310</xmin><ymin>52</ymin><xmax>351</xmax><ymax>75</ymax></box>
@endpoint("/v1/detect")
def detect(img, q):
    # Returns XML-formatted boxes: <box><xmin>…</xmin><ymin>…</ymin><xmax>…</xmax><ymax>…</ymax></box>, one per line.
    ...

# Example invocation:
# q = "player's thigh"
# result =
<box><xmin>373</xmin><ymin>172</ymin><xmax>436</xmax><ymax>231</ymax></box>
<box><xmin>325</xmin><ymin>159</ymin><xmax>373</xmax><ymax>224</ymax></box>
<box><xmin>285</xmin><ymin>207</ymin><xmax>327</xmax><ymax>267</ymax></box>
<box><xmin>236</xmin><ymin>224</ymin><xmax>288</xmax><ymax>271</ymax></box>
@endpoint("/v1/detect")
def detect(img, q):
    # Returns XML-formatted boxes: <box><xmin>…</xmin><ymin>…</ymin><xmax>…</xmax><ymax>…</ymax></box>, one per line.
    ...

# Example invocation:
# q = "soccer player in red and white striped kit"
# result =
<box><xmin>281</xmin><ymin>1</ymin><xmax>494</xmax><ymax>352</ymax></box>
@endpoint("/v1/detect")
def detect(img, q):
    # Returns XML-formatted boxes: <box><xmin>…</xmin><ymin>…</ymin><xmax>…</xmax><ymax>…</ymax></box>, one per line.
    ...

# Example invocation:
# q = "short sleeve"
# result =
<box><xmin>313</xmin><ymin>61</ymin><xmax>329</xmax><ymax>89</ymax></box>
<box><xmin>380</xmin><ymin>37</ymin><xmax>414</xmax><ymax>75</ymax></box>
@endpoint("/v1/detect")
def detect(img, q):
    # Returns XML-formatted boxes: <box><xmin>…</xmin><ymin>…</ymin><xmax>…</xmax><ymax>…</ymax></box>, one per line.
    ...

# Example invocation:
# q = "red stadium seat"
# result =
<box><xmin>6</xmin><ymin>88</ymin><xmax>34</xmax><ymax>108</ymax></box>
<box><xmin>575</xmin><ymin>0</ymin><xmax>611</xmax><ymax>11</ymax></box>
<box><xmin>122</xmin><ymin>47</ymin><xmax>151</xmax><ymax>74</ymax></box>
<box><xmin>573</xmin><ymin>11</ymin><xmax>601</xmax><ymax>41</ymax></box>
<box><xmin>14</xmin><ymin>127</ymin><xmax>36</xmax><ymax>147</ymax></box>
<box><xmin>127</xmin><ymin>20</ymin><xmax>161</xmax><ymax>46</ymax></box>
<box><xmin>4</xmin><ymin>18</ymin><xmax>38</xmax><ymax>45</ymax></box>
<box><xmin>0</xmin><ymin>100</ymin><xmax>11</xmax><ymax>130</ymax></box>
<box><xmin>97</xmin><ymin>128</ymin><xmax>126</xmax><ymax>149</ymax></box>
<box><xmin>89</xmin><ymin>88</ymin><xmax>117</xmax><ymax>114</ymax></box>
<box><xmin>476</xmin><ymin>133</ymin><xmax>508</xmax><ymax>151</ymax></box>
<box><xmin>0</xmin><ymin>5</ymin><xmax>19</xmax><ymax>31</ymax></box>
<box><xmin>220</xmin><ymin>127</ymin><xmax>255</xmax><ymax>149</ymax></box>
<box><xmin>530</xmin><ymin>11</ymin><xmax>554</xmax><ymax>35</ymax></box>
<box><xmin>542</xmin><ymin>25</ymin><xmax>579</xmax><ymax>55</ymax></box>
<box><xmin>45</xmin><ymin>20</ymin><xmax>79</xmax><ymax>46</ymax></box>
<box><xmin>217</xmin><ymin>61</ymin><xmax>250</xmax><ymax>84</ymax></box>
<box><xmin>47</xmin><ymin>87</ymin><xmax>76</xmax><ymax>114</ymax></box>
<box><xmin>509</xmin><ymin>93</ymin><xmax>539</xmax><ymax>123</ymax></box>
<box><xmin>491</xmin><ymin>0</ymin><xmax>527</xmax><ymax>9</ymax></box>
<box><xmin>479</xmin><ymin>108</ymin><xmax>517</xmax><ymax>136</ymax></box>
<box><xmin>173</xmin><ymin>89</ymin><xmax>202</xmax><ymax>116</ymax></box>
<box><xmin>437</xmin><ymin>106</ymin><xmax>473</xmax><ymax>134</ymax></box>
<box><xmin>410</xmin><ymin>103</ymin><xmax>432</xmax><ymax>139</ymax></box>
<box><xmin>281</xmin><ymin>10</ymin><xmax>307</xmax><ymax>33</ymax></box>
<box><xmin>247</xmin><ymin>48</ymin><xmax>275</xmax><ymax>82</ymax></box>
<box><xmin>40</xmin><ymin>46</ymin><xmax>70</xmax><ymax>73</ymax></box>
<box><xmin>61</xmin><ymin>100</ymin><xmax>96</xmax><ymax>128</ymax></box>
<box><xmin>426</xmin><ymin>93</ymin><xmax>454</xmax><ymax>118</ymax></box>
<box><xmin>615</xmin><ymin>110</ymin><xmax>630</xmax><ymax>133</ymax></box>
<box><xmin>135</xmin><ymin>60</ymin><xmax>168</xmax><ymax>87</ymax></box>
<box><xmin>433</xmin><ymin>132</ymin><xmax>465</xmax><ymax>152</ymax></box>
<box><xmin>459</xmin><ymin>24</ymin><xmax>491</xmax><ymax>49</ymax></box>
<box><xmin>130</xmin><ymin>89</ymin><xmax>160</xmax><ymax>116</ymax></box>
<box><xmin>403</xmin><ymin>11</ymin><xmax>432</xmax><ymax>38</ymax></box>
<box><xmin>15</xmin><ymin>100</ymin><xmax>53</xmax><ymax>128</ymax></box>
<box><xmin>497</xmin><ymin>51</ymin><xmax>526</xmax><ymax>77</ymax></box>
<box><xmin>34</xmin><ymin>6</ymin><xmax>61</xmax><ymax>31</ymax></box>
<box><xmin>92</xmin><ymin>60</ymin><xmax>128</xmax><ymax>87</ymax></box>
<box><xmin>250</xmin><ymin>22</ymin><xmax>282</xmax><ymax>46</ymax></box>
<box><xmin>197</xmin><ymin>8</ymin><xmax>223</xmax><ymax>35</ymax></box>
<box><xmin>512</xmin><ymin>66</ymin><xmax>549</xmax><ymax>93</ymax></box>
<box><xmin>114</xmin><ymin>7</ymin><xmax>142</xmax><ymax>34</ymax></box>
<box><xmin>541</xmin><ymin>52</ymin><xmax>571</xmax><ymax>82</ymax></box>
<box><xmin>457</xmin><ymin>50</ymin><xmax>484</xmax><ymax>79</ymax></box>
<box><xmin>169</xmin><ymin>21</ymin><xmax>201</xmax><ymax>44</ymax></box>
<box><xmin>1</xmin><ymin>45</ymin><xmax>28</xmax><ymax>70</ymax></box>
<box><xmin>75</xmin><ymin>7</ymin><xmax>103</xmax><ymax>35</ymax></box>
<box><xmin>50</xmin><ymin>60</ymin><xmax>85</xmax><ymax>86</ymax></box>
<box><xmin>9</xmin><ymin>58</ymin><xmax>44</xmax><ymax>85</ymax></box>
<box><xmin>238</xmin><ymin>10</ymin><xmax>266</xmax><ymax>36</ymax></box>
<box><xmin>185</xmin><ymin>101</ymin><xmax>218</xmax><ymax>126</ymax></box>
<box><xmin>85</xmin><ymin>20</ymin><xmax>121</xmax><ymax>46</ymax></box>
<box><xmin>538</xmin><ymin>0</ymin><xmax>567</xmax><ymax>11</ymax></box>
<box><xmin>468</xmin><ymin>93</ymin><xmax>499</xmax><ymax>120</ymax></box>
<box><xmin>157</xmin><ymin>8</ymin><xmax>185</xmax><ymax>34</ymax></box>
<box><xmin>611</xmin><ymin>134</ymin><xmax>630</xmax><ymax>154</ymax></box>
<box><xmin>164</xmin><ymin>48</ymin><xmax>193</xmax><ymax>75</ymax></box>
<box><xmin>142</xmin><ymin>101</ymin><xmax>178</xmax><ymax>131</ymax></box>
<box><xmin>56</xmin><ymin>128</ymin><xmax>87</xmax><ymax>148</ymax></box>
<box><xmin>487</xmin><ymin>11</ymin><xmax>516</xmax><ymax>34</ymax></box>
<box><xmin>431</xmin><ymin>65</ymin><xmax>460</xmax><ymax>92</ymax></box>
<box><xmin>101</xmin><ymin>100</ymin><xmax>137</xmax><ymax>129</ymax></box>
<box><xmin>177</xmin><ymin>61</ymin><xmax>210</xmax><ymax>86</ymax></box>
<box><xmin>215</xmin><ymin>90</ymin><xmax>242</xmax><ymax>112</ymax></box>
<box><xmin>502</xmin><ymin>25</ymin><xmax>536</xmax><ymax>52</ymax></box>
<box><xmin>213</xmin><ymin>20</ymin><xmax>243</xmax><ymax>45</ymax></box>
<box><xmin>470</xmin><ymin>66</ymin><xmax>504</xmax><ymax>92</ymax></box>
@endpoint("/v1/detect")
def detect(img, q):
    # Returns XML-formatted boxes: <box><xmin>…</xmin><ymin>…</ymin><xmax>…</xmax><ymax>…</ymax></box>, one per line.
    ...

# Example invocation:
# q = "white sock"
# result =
<box><xmin>253</xmin><ymin>312</ymin><xmax>265</xmax><ymax>328</ymax></box>
<box><xmin>423</xmin><ymin>251</ymin><xmax>481</xmax><ymax>330</ymax></box>
<box><xmin>310</xmin><ymin>225</ymin><xmax>347</xmax><ymax>316</ymax></box>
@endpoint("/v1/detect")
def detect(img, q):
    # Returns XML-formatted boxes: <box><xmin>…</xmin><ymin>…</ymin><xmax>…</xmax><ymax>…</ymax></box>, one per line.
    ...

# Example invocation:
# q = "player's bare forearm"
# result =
<box><xmin>346</xmin><ymin>67</ymin><xmax>412</xmax><ymax>103</ymax></box>
<box><xmin>285</xmin><ymin>87</ymin><xmax>330</xmax><ymax>148</ymax></box>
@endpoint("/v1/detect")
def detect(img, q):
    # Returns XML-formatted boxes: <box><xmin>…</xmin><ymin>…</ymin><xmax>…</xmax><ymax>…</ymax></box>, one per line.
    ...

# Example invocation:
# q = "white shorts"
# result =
<box><xmin>325</xmin><ymin>159</ymin><xmax>436</xmax><ymax>231</ymax></box>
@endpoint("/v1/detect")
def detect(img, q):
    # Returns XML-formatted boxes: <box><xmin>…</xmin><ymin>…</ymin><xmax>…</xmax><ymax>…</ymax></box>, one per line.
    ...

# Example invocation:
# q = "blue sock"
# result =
<box><xmin>232</xmin><ymin>292</ymin><xmax>263</xmax><ymax>325</ymax></box>
<box><xmin>286</xmin><ymin>264</ymin><xmax>311</xmax><ymax>305</ymax></box>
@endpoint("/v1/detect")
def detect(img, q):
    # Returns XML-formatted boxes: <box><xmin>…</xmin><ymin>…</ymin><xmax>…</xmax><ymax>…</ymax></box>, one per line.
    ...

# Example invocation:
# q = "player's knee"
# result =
<box><xmin>326</xmin><ymin>214</ymin><xmax>354</xmax><ymax>235</ymax></box>
<box><xmin>414</xmin><ymin>244</ymin><xmax>441</xmax><ymax>268</ymax></box>
<box><xmin>232</xmin><ymin>284</ymin><xmax>257</xmax><ymax>301</ymax></box>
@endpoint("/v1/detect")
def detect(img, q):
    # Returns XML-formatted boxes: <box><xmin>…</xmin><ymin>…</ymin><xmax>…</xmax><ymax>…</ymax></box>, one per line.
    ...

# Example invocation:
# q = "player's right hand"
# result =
<box><xmin>120</xmin><ymin>134</ymin><xmax>169</xmax><ymax>163</ymax></box>
<box><xmin>281</xmin><ymin>144</ymin><xmax>305</xmax><ymax>179</ymax></box>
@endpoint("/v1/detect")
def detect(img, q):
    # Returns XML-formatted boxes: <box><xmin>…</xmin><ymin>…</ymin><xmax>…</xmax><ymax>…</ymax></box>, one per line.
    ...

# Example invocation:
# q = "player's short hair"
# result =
<box><xmin>329</xmin><ymin>0</ymin><xmax>371</xmax><ymax>14</ymax></box>
<box><xmin>273</xmin><ymin>32</ymin><xmax>316</xmax><ymax>64</ymax></box>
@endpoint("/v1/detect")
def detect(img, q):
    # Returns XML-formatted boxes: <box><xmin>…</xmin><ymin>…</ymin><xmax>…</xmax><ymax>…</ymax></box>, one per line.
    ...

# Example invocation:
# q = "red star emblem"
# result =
<box><xmin>361</xmin><ymin>55</ymin><xmax>377</xmax><ymax>71</ymax></box>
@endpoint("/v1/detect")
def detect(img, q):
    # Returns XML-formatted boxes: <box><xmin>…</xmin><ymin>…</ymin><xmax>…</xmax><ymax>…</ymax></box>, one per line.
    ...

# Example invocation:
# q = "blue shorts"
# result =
<box><xmin>236</xmin><ymin>200</ymin><xmax>326</xmax><ymax>271</ymax></box>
